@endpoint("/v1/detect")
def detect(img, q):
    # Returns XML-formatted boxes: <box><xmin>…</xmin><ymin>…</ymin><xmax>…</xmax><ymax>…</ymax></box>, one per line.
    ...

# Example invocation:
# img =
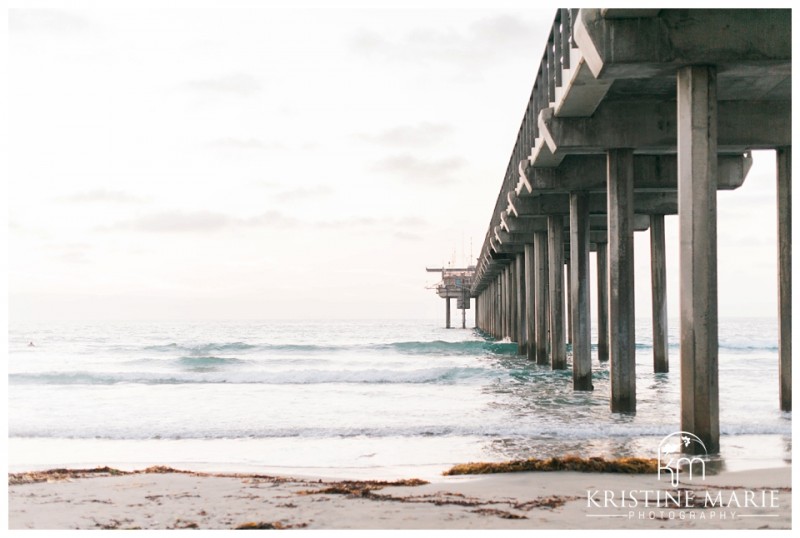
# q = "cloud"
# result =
<box><xmin>324</xmin><ymin>217</ymin><xmax>380</xmax><ymax>229</ymax></box>
<box><xmin>208</xmin><ymin>137</ymin><xmax>284</xmax><ymax>151</ymax></box>
<box><xmin>103</xmin><ymin>210</ymin><xmax>300</xmax><ymax>234</ymax></box>
<box><xmin>57</xmin><ymin>189</ymin><xmax>147</xmax><ymax>204</ymax></box>
<box><xmin>109</xmin><ymin>211</ymin><xmax>234</xmax><ymax>233</ymax></box>
<box><xmin>57</xmin><ymin>245</ymin><xmax>91</xmax><ymax>264</ymax></box>
<box><xmin>393</xmin><ymin>216</ymin><xmax>427</xmax><ymax>228</ymax></box>
<box><xmin>241</xmin><ymin>211</ymin><xmax>300</xmax><ymax>228</ymax></box>
<box><xmin>102</xmin><ymin>209</ymin><xmax>423</xmax><ymax>235</ymax></box>
<box><xmin>371</xmin><ymin>154</ymin><xmax>463</xmax><ymax>185</ymax></box>
<box><xmin>273</xmin><ymin>186</ymin><xmax>335</xmax><ymax>202</ymax></box>
<box><xmin>9</xmin><ymin>9</ymin><xmax>95</xmax><ymax>35</ymax></box>
<box><xmin>182</xmin><ymin>73</ymin><xmax>262</xmax><ymax>96</ymax></box>
<box><xmin>357</xmin><ymin>122</ymin><xmax>453</xmax><ymax>147</ymax></box>
<box><xmin>322</xmin><ymin>215</ymin><xmax>427</xmax><ymax>230</ymax></box>
<box><xmin>349</xmin><ymin>15</ymin><xmax>546</xmax><ymax>69</ymax></box>
<box><xmin>393</xmin><ymin>231</ymin><xmax>423</xmax><ymax>241</ymax></box>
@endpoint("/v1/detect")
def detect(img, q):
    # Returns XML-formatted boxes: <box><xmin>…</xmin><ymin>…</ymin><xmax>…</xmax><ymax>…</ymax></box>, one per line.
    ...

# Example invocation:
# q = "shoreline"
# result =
<box><xmin>9</xmin><ymin>464</ymin><xmax>792</xmax><ymax>530</ymax></box>
<box><xmin>8</xmin><ymin>432</ymin><xmax>791</xmax><ymax>481</ymax></box>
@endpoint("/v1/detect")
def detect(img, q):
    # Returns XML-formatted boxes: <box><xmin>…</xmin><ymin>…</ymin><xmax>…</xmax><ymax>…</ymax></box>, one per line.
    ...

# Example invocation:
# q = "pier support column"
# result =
<box><xmin>596</xmin><ymin>241</ymin><xmax>609</xmax><ymax>362</ymax></box>
<box><xmin>486</xmin><ymin>287</ymin><xmax>490</xmax><ymax>334</ymax></box>
<box><xmin>504</xmin><ymin>266</ymin><xmax>511</xmax><ymax>338</ymax></box>
<box><xmin>548</xmin><ymin>216</ymin><xmax>566</xmax><ymax>370</ymax></box>
<box><xmin>509</xmin><ymin>262</ymin><xmax>517</xmax><ymax>343</ymax></box>
<box><xmin>446</xmin><ymin>298</ymin><xmax>451</xmax><ymax>329</ymax></box>
<box><xmin>651</xmin><ymin>214</ymin><xmax>669</xmax><ymax>373</ymax></box>
<box><xmin>475</xmin><ymin>294</ymin><xmax>480</xmax><ymax>330</ymax></box>
<box><xmin>501</xmin><ymin>268</ymin><xmax>508</xmax><ymax>338</ymax></box>
<box><xmin>497</xmin><ymin>276</ymin><xmax>502</xmax><ymax>338</ymax></box>
<box><xmin>607</xmin><ymin>148</ymin><xmax>636</xmax><ymax>413</ymax></box>
<box><xmin>777</xmin><ymin>147</ymin><xmax>791</xmax><ymax>412</ymax></box>
<box><xmin>525</xmin><ymin>243</ymin><xmax>536</xmax><ymax>361</ymax></box>
<box><xmin>566</xmin><ymin>259</ymin><xmax>573</xmax><ymax>345</ymax></box>
<box><xmin>489</xmin><ymin>285</ymin><xmax>494</xmax><ymax>336</ymax></box>
<box><xmin>519</xmin><ymin>256</ymin><xmax>525</xmax><ymax>349</ymax></box>
<box><xmin>678</xmin><ymin>65</ymin><xmax>719</xmax><ymax>453</ymax></box>
<box><xmin>462</xmin><ymin>305</ymin><xmax>466</xmax><ymax>329</ymax></box>
<box><xmin>534</xmin><ymin>231</ymin><xmax>549</xmax><ymax>365</ymax></box>
<box><xmin>495</xmin><ymin>278</ymin><xmax>501</xmax><ymax>338</ymax></box>
<box><xmin>570</xmin><ymin>192</ymin><xmax>592</xmax><ymax>390</ymax></box>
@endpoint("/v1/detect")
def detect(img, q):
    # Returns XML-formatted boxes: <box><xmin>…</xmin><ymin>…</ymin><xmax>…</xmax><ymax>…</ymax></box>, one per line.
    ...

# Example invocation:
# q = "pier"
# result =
<box><xmin>427</xmin><ymin>266</ymin><xmax>476</xmax><ymax>329</ymax></box>
<box><xmin>467</xmin><ymin>9</ymin><xmax>790</xmax><ymax>454</ymax></box>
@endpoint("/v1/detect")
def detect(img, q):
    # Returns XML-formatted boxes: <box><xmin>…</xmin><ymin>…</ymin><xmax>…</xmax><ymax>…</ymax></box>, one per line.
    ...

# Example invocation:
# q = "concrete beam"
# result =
<box><xmin>577</xmin><ymin>9</ymin><xmax>790</xmax><ymax>79</ymax></box>
<box><xmin>519</xmin><ymin>153</ymin><xmax>751</xmax><ymax>194</ymax></box>
<box><xmin>500</xmin><ymin>218</ymin><xmax>652</xmax><ymax>249</ymax></box>
<box><xmin>505</xmin><ymin>212</ymin><xmax>651</xmax><ymax>233</ymax></box>
<box><xmin>512</xmin><ymin>191</ymin><xmax>679</xmax><ymax>216</ymax></box>
<box><xmin>535</xmin><ymin>100</ymin><xmax>790</xmax><ymax>167</ymax></box>
<box><xmin>600</xmin><ymin>9</ymin><xmax>661</xmax><ymax>18</ymax></box>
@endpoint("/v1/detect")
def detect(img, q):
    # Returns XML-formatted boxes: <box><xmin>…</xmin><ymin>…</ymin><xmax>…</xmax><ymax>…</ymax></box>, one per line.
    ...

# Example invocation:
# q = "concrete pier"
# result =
<box><xmin>777</xmin><ymin>147</ymin><xmax>791</xmax><ymax>412</ymax></box>
<box><xmin>474</xmin><ymin>294</ymin><xmax>479</xmax><ymax>330</ymax></box>
<box><xmin>650</xmin><ymin>214</ymin><xmax>669</xmax><ymax>373</ymax></box>
<box><xmin>596</xmin><ymin>241</ymin><xmax>609</xmax><ymax>362</ymax></box>
<box><xmin>516</xmin><ymin>254</ymin><xmax>527</xmax><ymax>355</ymax></box>
<box><xmin>525</xmin><ymin>243</ymin><xmax>536</xmax><ymax>361</ymax></box>
<box><xmin>570</xmin><ymin>192</ymin><xmax>592</xmax><ymax>390</ymax></box>
<box><xmin>534</xmin><ymin>231</ymin><xmax>549</xmax><ymax>365</ymax></box>
<box><xmin>607</xmin><ymin>149</ymin><xmax>636</xmax><ymax>413</ymax></box>
<box><xmin>465</xmin><ymin>9</ymin><xmax>789</xmax><ymax>454</ymax></box>
<box><xmin>446</xmin><ymin>298</ymin><xmax>451</xmax><ymax>329</ymax></box>
<box><xmin>547</xmin><ymin>215</ymin><xmax>566</xmax><ymax>370</ymax></box>
<box><xmin>678</xmin><ymin>65</ymin><xmax>719</xmax><ymax>453</ymax></box>
<box><xmin>566</xmin><ymin>259</ymin><xmax>573</xmax><ymax>346</ymax></box>
<box><xmin>509</xmin><ymin>262</ymin><xmax>518</xmax><ymax>342</ymax></box>
<box><xmin>506</xmin><ymin>265</ymin><xmax>512</xmax><ymax>338</ymax></box>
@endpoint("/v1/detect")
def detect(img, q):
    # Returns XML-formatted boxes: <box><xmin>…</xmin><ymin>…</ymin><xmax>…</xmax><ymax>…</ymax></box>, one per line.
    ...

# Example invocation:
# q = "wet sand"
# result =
<box><xmin>8</xmin><ymin>465</ymin><xmax>791</xmax><ymax>530</ymax></box>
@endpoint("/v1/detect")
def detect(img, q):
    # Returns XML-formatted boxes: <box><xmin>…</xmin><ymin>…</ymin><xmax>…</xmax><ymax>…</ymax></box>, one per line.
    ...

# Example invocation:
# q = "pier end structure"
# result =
<box><xmin>427</xmin><ymin>266</ymin><xmax>476</xmax><ymax>330</ymax></box>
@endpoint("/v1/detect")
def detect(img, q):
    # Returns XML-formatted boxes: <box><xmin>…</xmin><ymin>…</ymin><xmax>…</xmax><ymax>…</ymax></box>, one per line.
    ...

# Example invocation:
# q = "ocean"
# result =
<box><xmin>7</xmin><ymin>318</ymin><xmax>791</xmax><ymax>480</ymax></box>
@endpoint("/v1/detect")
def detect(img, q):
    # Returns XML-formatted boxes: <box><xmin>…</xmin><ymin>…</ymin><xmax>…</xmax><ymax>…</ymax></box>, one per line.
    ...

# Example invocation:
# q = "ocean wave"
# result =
<box><xmin>175</xmin><ymin>356</ymin><xmax>246</xmax><ymax>372</ymax></box>
<box><xmin>380</xmin><ymin>340</ymin><xmax>519</xmax><ymax>355</ymax></box>
<box><xmin>138</xmin><ymin>339</ymin><xmax>779</xmax><ymax>359</ymax></box>
<box><xmin>144</xmin><ymin>342</ymin><xmax>258</xmax><ymax>354</ymax></box>
<box><xmin>8</xmin><ymin>366</ymin><xmax>499</xmax><ymax>386</ymax></box>
<box><xmin>138</xmin><ymin>339</ymin><xmax>520</xmax><ymax>357</ymax></box>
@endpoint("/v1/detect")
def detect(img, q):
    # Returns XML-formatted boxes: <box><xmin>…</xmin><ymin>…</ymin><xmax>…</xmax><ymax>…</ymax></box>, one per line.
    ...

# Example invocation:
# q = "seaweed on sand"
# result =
<box><xmin>8</xmin><ymin>466</ymin><xmax>290</xmax><ymax>486</ymax></box>
<box><xmin>296</xmin><ymin>478</ymin><xmax>428</xmax><ymax>496</ymax></box>
<box><xmin>443</xmin><ymin>455</ymin><xmax>659</xmax><ymax>476</ymax></box>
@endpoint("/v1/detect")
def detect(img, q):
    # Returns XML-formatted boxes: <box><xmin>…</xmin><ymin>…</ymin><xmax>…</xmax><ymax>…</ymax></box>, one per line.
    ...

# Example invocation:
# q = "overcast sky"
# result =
<box><xmin>7</xmin><ymin>5</ymin><xmax>786</xmax><ymax>322</ymax></box>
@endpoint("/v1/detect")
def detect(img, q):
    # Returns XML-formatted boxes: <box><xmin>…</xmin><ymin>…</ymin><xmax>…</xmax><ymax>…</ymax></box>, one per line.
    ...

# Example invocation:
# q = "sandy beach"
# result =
<box><xmin>8</xmin><ymin>465</ymin><xmax>791</xmax><ymax>530</ymax></box>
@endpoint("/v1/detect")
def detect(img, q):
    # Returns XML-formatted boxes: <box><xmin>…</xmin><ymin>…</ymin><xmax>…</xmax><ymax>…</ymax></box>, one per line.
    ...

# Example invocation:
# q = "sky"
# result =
<box><xmin>6</xmin><ymin>3</ymin><xmax>789</xmax><ymax>322</ymax></box>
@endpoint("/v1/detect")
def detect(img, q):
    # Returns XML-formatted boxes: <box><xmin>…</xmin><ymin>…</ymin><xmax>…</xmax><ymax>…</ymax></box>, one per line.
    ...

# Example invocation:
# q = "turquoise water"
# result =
<box><xmin>7</xmin><ymin>319</ymin><xmax>791</xmax><ymax>479</ymax></box>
